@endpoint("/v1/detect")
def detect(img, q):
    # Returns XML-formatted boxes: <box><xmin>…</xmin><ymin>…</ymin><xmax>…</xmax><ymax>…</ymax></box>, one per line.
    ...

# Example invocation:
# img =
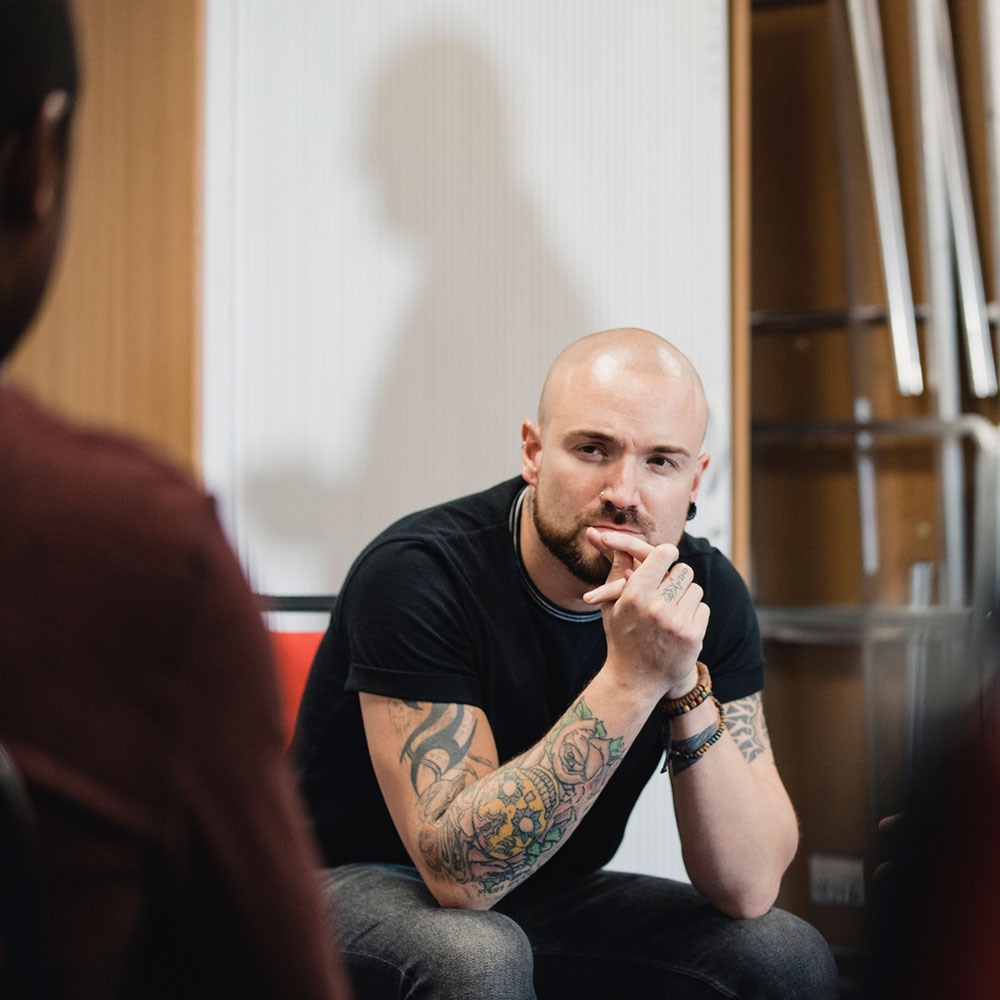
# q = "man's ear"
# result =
<box><xmin>521</xmin><ymin>419</ymin><xmax>542</xmax><ymax>485</ymax></box>
<box><xmin>690</xmin><ymin>452</ymin><xmax>710</xmax><ymax>502</ymax></box>
<box><xmin>1</xmin><ymin>90</ymin><xmax>71</xmax><ymax>226</ymax></box>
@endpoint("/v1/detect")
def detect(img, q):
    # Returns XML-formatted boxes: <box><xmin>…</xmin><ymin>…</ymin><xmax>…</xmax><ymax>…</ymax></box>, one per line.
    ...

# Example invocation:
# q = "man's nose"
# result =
<box><xmin>601</xmin><ymin>460</ymin><xmax>641</xmax><ymax>508</ymax></box>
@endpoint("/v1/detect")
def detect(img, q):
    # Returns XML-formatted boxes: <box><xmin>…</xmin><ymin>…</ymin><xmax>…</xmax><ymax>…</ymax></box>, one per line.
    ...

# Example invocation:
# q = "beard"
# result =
<box><xmin>530</xmin><ymin>490</ymin><xmax>654</xmax><ymax>587</ymax></box>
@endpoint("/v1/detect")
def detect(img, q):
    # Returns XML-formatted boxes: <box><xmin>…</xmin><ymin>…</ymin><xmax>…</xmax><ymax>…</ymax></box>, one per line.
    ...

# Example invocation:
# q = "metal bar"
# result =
<box><xmin>981</xmin><ymin>0</ymin><xmax>1000</xmax><ymax>317</ymax></box>
<box><xmin>752</xmin><ymin>0</ymin><xmax>825</xmax><ymax>9</ymax></box>
<box><xmin>936</xmin><ymin>0</ymin><xmax>998</xmax><ymax>397</ymax></box>
<box><xmin>977</xmin><ymin>422</ymin><xmax>1000</xmax><ymax>651</ymax></box>
<box><xmin>845</xmin><ymin>0</ymin><xmax>924</xmax><ymax>395</ymax></box>
<box><xmin>913</xmin><ymin>0</ymin><xmax>968</xmax><ymax>607</ymax></box>
<box><xmin>754</xmin><ymin>415</ymin><xmax>997</xmax><ymax>696</ymax></box>
<box><xmin>853</xmin><ymin>398</ymin><xmax>880</xmax><ymax>577</ymax></box>
<box><xmin>758</xmin><ymin>604</ymin><xmax>972</xmax><ymax>645</ymax></box>
<box><xmin>750</xmin><ymin>303</ymin><xmax>931</xmax><ymax>331</ymax></box>
<box><xmin>748</xmin><ymin>302</ymin><xmax>998</xmax><ymax>330</ymax></box>
<box><xmin>903</xmin><ymin>561</ymin><xmax>934</xmax><ymax>789</ymax></box>
<box><xmin>255</xmin><ymin>594</ymin><xmax>337</xmax><ymax>613</ymax></box>
<box><xmin>753</xmin><ymin>412</ymin><xmax>997</xmax><ymax>445</ymax></box>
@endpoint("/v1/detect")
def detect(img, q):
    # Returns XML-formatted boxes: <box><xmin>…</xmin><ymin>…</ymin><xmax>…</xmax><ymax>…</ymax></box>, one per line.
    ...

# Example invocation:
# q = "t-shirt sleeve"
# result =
<box><xmin>339</xmin><ymin>539</ymin><xmax>484</xmax><ymax>706</ymax></box>
<box><xmin>699</xmin><ymin>550</ymin><xmax>765</xmax><ymax>704</ymax></box>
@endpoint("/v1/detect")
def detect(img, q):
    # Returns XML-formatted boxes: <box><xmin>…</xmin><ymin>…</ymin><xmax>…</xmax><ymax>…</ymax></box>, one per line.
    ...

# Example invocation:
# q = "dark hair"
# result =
<box><xmin>0</xmin><ymin>0</ymin><xmax>78</xmax><ymax>139</ymax></box>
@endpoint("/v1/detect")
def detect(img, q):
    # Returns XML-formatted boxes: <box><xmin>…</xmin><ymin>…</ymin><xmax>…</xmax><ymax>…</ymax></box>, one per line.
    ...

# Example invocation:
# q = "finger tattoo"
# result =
<box><xmin>660</xmin><ymin>567</ymin><xmax>690</xmax><ymax>603</ymax></box>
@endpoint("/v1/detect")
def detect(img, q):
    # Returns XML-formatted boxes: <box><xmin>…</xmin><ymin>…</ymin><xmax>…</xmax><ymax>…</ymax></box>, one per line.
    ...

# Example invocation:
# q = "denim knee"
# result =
<box><xmin>326</xmin><ymin>864</ymin><xmax>536</xmax><ymax>1000</ymax></box>
<box><xmin>345</xmin><ymin>904</ymin><xmax>535</xmax><ymax>1000</ymax></box>
<box><xmin>412</xmin><ymin>907</ymin><xmax>535</xmax><ymax>996</ymax></box>
<box><xmin>724</xmin><ymin>907</ymin><xmax>839</xmax><ymax>1000</ymax></box>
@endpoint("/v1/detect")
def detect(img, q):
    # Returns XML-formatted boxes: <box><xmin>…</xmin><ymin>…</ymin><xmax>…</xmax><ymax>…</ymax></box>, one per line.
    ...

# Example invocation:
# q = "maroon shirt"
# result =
<box><xmin>0</xmin><ymin>384</ymin><xmax>351</xmax><ymax>998</ymax></box>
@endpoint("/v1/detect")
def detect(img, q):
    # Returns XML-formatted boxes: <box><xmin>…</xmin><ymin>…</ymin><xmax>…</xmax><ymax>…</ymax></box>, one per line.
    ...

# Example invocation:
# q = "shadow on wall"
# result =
<box><xmin>242</xmin><ymin>36</ymin><xmax>593</xmax><ymax>591</ymax></box>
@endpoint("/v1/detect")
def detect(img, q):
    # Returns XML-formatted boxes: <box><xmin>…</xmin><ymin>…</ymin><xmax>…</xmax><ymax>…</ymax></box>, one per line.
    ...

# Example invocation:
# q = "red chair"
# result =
<box><xmin>268</xmin><ymin>631</ymin><xmax>324</xmax><ymax>745</ymax></box>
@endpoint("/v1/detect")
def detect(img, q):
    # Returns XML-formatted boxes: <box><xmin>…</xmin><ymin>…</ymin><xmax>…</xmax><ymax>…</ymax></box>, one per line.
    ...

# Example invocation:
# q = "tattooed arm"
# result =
<box><xmin>584</xmin><ymin>528</ymin><xmax>798</xmax><ymax>919</ymax></box>
<box><xmin>360</xmin><ymin>674</ymin><xmax>644</xmax><ymax>910</ymax></box>
<box><xmin>665</xmin><ymin>688</ymin><xmax>798</xmax><ymax>918</ymax></box>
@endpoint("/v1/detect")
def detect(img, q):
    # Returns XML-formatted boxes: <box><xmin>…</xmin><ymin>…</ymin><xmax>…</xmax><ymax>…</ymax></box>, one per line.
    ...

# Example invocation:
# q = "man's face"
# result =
<box><xmin>523</xmin><ymin>360</ymin><xmax>709</xmax><ymax>589</ymax></box>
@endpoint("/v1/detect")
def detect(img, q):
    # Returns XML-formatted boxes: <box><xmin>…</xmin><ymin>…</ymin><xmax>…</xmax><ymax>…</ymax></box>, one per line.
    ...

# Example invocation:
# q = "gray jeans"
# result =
<box><xmin>322</xmin><ymin>863</ymin><xmax>839</xmax><ymax>999</ymax></box>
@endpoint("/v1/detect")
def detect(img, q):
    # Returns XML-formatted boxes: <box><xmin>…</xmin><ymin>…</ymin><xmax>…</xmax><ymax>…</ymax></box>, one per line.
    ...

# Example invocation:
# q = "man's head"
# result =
<box><xmin>0</xmin><ymin>0</ymin><xmax>78</xmax><ymax>362</ymax></box>
<box><xmin>521</xmin><ymin>328</ymin><xmax>710</xmax><ymax>589</ymax></box>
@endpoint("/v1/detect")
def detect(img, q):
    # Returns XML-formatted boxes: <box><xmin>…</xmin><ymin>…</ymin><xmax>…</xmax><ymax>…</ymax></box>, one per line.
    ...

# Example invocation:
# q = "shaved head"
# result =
<box><xmin>537</xmin><ymin>328</ymin><xmax>708</xmax><ymax>445</ymax></box>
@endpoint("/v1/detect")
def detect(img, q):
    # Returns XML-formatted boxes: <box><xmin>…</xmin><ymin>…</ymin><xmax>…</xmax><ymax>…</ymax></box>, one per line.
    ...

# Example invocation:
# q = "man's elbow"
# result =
<box><xmin>414</xmin><ymin>829</ymin><xmax>494</xmax><ymax>910</ymax></box>
<box><xmin>425</xmin><ymin>877</ymin><xmax>493</xmax><ymax>911</ymax></box>
<box><xmin>714</xmin><ymin>886</ymin><xmax>779</xmax><ymax>920</ymax></box>
<box><xmin>693</xmin><ymin>868</ymin><xmax>784</xmax><ymax>920</ymax></box>
<box><xmin>712</xmin><ymin>819</ymin><xmax>798</xmax><ymax>918</ymax></box>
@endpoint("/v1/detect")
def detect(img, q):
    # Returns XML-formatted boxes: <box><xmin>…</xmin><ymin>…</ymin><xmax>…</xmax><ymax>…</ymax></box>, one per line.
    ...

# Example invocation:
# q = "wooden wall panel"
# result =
<box><xmin>731</xmin><ymin>0</ymin><xmax>752</xmax><ymax>576</ymax></box>
<box><xmin>5</xmin><ymin>0</ymin><xmax>202</xmax><ymax>472</ymax></box>
<box><xmin>751</xmin><ymin>4</ymin><xmax>846</xmax><ymax>315</ymax></box>
<box><xmin>765</xmin><ymin>642</ymin><xmax>869</xmax><ymax>948</ymax></box>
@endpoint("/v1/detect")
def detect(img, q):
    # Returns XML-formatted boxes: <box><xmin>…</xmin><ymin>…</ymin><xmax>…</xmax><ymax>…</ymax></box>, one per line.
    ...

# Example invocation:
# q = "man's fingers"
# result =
<box><xmin>625</xmin><ymin>541</ymin><xmax>682</xmax><ymax>591</ymax></box>
<box><xmin>582</xmin><ymin>577</ymin><xmax>627</xmax><ymax>605</ymax></box>
<box><xmin>672</xmin><ymin>579</ymin><xmax>704</xmax><ymax>615</ymax></box>
<box><xmin>584</xmin><ymin>526</ymin><xmax>617</xmax><ymax>562</ymax></box>
<box><xmin>583</xmin><ymin>545</ymin><xmax>633</xmax><ymax>605</ymax></box>
<box><xmin>691</xmin><ymin>595</ymin><xmax>711</xmax><ymax>639</ymax></box>
<box><xmin>878</xmin><ymin>812</ymin><xmax>903</xmax><ymax>834</ymax></box>
<box><xmin>657</xmin><ymin>561</ymin><xmax>696</xmax><ymax>606</ymax></box>
<box><xmin>587</xmin><ymin>528</ymin><xmax>658</xmax><ymax>564</ymax></box>
<box><xmin>582</xmin><ymin>532</ymin><xmax>693</xmax><ymax>609</ymax></box>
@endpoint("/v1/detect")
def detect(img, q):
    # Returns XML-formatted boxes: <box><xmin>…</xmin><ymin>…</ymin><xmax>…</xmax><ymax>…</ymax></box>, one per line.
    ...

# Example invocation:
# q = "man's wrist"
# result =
<box><xmin>598</xmin><ymin>655</ymin><xmax>670</xmax><ymax>712</ymax></box>
<box><xmin>658</xmin><ymin>661</ymin><xmax>709</xmax><ymax>712</ymax></box>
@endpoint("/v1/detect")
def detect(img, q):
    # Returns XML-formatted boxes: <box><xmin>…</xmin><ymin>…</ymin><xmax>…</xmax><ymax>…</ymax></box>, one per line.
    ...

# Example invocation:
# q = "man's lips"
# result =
<box><xmin>589</xmin><ymin>523</ymin><xmax>642</xmax><ymax>535</ymax></box>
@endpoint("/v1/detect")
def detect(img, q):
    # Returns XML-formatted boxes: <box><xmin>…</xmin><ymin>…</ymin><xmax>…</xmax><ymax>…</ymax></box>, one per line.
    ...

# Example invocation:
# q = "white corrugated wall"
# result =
<box><xmin>202</xmin><ymin>0</ymin><xmax>729</xmax><ymax>882</ymax></box>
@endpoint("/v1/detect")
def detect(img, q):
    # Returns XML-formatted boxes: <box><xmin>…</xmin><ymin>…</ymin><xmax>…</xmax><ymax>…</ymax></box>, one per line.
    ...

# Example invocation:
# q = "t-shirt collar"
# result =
<box><xmin>509</xmin><ymin>485</ymin><xmax>603</xmax><ymax>624</ymax></box>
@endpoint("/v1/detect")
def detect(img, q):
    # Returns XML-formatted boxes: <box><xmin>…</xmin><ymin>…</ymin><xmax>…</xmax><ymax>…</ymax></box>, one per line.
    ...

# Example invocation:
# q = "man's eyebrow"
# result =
<box><xmin>563</xmin><ymin>428</ymin><xmax>618</xmax><ymax>445</ymax></box>
<box><xmin>563</xmin><ymin>429</ymin><xmax>692</xmax><ymax>457</ymax></box>
<box><xmin>649</xmin><ymin>444</ymin><xmax>692</xmax><ymax>457</ymax></box>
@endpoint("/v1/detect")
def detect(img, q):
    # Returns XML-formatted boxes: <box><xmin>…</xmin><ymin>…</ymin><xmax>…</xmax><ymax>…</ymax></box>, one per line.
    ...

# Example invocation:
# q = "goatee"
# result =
<box><xmin>530</xmin><ymin>492</ymin><xmax>652</xmax><ymax>587</ymax></box>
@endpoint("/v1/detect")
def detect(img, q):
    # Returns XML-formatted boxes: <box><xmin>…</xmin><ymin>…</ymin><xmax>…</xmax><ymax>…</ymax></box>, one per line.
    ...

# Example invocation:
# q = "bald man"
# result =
<box><xmin>295</xmin><ymin>329</ymin><xmax>838</xmax><ymax>999</ymax></box>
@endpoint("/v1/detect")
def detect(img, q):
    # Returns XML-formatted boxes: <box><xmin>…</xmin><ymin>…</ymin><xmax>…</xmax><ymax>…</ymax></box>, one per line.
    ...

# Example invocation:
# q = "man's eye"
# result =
<box><xmin>578</xmin><ymin>445</ymin><xmax>603</xmax><ymax>458</ymax></box>
<box><xmin>649</xmin><ymin>455</ymin><xmax>677</xmax><ymax>470</ymax></box>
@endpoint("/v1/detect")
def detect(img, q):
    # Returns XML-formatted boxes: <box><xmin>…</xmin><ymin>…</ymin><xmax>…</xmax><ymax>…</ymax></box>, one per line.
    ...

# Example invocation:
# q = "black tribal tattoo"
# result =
<box><xmin>400</xmin><ymin>701</ymin><xmax>476</xmax><ymax>789</ymax></box>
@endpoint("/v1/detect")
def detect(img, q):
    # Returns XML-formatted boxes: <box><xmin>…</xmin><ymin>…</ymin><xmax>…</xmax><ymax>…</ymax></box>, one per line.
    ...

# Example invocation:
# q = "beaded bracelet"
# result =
<box><xmin>658</xmin><ymin>661</ymin><xmax>712</xmax><ymax>718</ymax></box>
<box><xmin>668</xmin><ymin>698</ymin><xmax>727</xmax><ymax>763</ymax></box>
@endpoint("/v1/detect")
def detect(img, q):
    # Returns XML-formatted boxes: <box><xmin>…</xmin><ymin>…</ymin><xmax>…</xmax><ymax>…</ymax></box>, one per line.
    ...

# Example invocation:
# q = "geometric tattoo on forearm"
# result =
<box><xmin>723</xmin><ymin>692</ymin><xmax>769</xmax><ymax>765</ymax></box>
<box><xmin>391</xmin><ymin>697</ymin><xmax>627</xmax><ymax>897</ymax></box>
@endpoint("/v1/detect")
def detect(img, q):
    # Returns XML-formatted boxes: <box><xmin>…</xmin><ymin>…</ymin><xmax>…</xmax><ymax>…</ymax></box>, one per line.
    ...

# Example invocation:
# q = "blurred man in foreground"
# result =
<box><xmin>0</xmin><ymin>2</ymin><xmax>350</xmax><ymax>995</ymax></box>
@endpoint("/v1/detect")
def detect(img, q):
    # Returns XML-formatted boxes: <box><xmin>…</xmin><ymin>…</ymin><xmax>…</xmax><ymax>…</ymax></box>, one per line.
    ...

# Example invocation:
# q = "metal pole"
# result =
<box><xmin>936</xmin><ymin>0</ymin><xmax>998</xmax><ymax>397</ymax></box>
<box><xmin>912</xmin><ymin>0</ymin><xmax>966</xmax><ymax>608</ymax></box>
<box><xmin>845</xmin><ymin>0</ymin><xmax>925</xmax><ymax>396</ymax></box>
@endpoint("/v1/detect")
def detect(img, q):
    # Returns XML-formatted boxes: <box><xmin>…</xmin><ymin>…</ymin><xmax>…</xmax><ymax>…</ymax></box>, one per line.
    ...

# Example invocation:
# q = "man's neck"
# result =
<box><xmin>518</xmin><ymin>489</ymin><xmax>593</xmax><ymax>613</ymax></box>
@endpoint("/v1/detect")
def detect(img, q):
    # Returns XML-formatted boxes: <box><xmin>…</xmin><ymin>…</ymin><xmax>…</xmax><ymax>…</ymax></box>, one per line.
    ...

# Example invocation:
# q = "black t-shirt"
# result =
<box><xmin>294</xmin><ymin>477</ymin><xmax>763</xmax><ymax>882</ymax></box>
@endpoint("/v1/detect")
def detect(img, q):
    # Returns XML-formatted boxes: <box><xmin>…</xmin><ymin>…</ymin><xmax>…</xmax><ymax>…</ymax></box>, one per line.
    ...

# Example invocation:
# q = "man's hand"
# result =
<box><xmin>582</xmin><ymin>528</ymin><xmax>709</xmax><ymax>701</ymax></box>
<box><xmin>873</xmin><ymin>812</ymin><xmax>904</xmax><ymax>883</ymax></box>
